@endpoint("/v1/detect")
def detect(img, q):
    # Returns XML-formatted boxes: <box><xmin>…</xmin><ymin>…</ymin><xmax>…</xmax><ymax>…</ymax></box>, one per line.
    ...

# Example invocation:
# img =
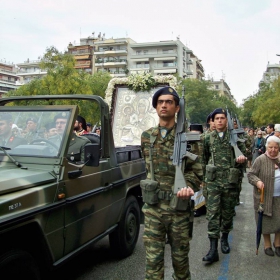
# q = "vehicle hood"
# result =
<box><xmin>0</xmin><ymin>167</ymin><xmax>56</xmax><ymax>195</ymax></box>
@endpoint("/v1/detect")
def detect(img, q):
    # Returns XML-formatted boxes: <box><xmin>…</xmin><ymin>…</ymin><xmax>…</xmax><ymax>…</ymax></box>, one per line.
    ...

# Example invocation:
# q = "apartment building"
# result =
<box><xmin>16</xmin><ymin>58</ymin><xmax>47</xmax><ymax>84</ymax></box>
<box><xmin>0</xmin><ymin>61</ymin><xmax>21</xmax><ymax>97</ymax></box>
<box><xmin>261</xmin><ymin>61</ymin><xmax>280</xmax><ymax>84</ymax></box>
<box><xmin>93</xmin><ymin>37</ymin><xmax>135</xmax><ymax>77</ymax></box>
<box><xmin>210</xmin><ymin>78</ymin><xmax>234</xmax><ymax>101</ymax></box>
<box><xmin>129</xmin><ymin>40</ymin><xmax>194</xmax><ymax>78</ymax></box>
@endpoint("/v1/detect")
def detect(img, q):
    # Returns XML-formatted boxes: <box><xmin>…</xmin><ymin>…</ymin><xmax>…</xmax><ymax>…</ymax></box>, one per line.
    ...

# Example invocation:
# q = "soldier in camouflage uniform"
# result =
<box><xmin>233</xmin><ymin>119</ymin><xmax>248</xmax><ymax>205</ymax></box>
<box><xmin>201</xmin><ymin>108</ymin><xmax>247</xmax><ymax>263</ymax></box>
<box><xmin>141</xmin><ymin>87</ymin><xmax>203</xmax><ymax>280</ymax></box>
<box><xmin>200</xmin><ymin>112</ymin><xmax>216</xmax><ymax>205</ymax></box>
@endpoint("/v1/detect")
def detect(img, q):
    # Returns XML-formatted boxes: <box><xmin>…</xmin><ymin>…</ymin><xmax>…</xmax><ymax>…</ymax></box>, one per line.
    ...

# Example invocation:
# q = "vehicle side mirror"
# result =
<box><xmin>84</xmin><ymin>144</ymin><xmax>100</xmax><ymax>167</ymax></box>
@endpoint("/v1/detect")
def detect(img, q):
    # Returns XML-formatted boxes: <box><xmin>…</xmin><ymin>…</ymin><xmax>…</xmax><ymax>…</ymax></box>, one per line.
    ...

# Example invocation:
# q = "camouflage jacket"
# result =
<box><xmin>141</xmin><ymin>125</ymin><xmax>203</xmax><ymax>193</ymax></box>
<box><xmin>201</xmin><ymin>129</ymin><xmax>246</xmax><ymax>181</ymax></box>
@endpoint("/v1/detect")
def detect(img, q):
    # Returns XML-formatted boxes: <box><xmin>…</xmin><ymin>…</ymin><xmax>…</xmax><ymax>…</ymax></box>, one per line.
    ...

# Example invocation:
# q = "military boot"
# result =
<box><xmin>221</xmin><ymin>232</ymin><xmax>230</xmax><ymax>254</ymax></box>
<box><xmin>202</xmin><ymin>238</ymin><xmax>219</xmax><ymax>263</ymax></box>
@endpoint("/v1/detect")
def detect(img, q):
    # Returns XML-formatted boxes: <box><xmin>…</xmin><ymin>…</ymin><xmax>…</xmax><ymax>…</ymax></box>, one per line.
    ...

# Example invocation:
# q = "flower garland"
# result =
<box><xmin>105</xmin><ymin>73</ymin><xmax>177</xmax><ymax>109</ymax></box>
<box><xmin>127</xmin><ymin>71</ymin><xmax>156</xmax><ymax>92</ymax></box>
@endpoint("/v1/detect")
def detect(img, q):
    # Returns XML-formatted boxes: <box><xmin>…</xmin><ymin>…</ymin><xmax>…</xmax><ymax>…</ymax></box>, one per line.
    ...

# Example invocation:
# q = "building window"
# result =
<box><xmin>215</xmin><ymin>85</ymin><xmax>219</xmax><ymax>89</ymax></box>
<box><xmin>143</xmin><ymin>50</ymin><xmax>148</xmax><ymax>55</ymax></box>
<box><xmin>136</xmin><ymin>51</ymin><xmax>142</xmax><ymax>55</ymax></box>
<box><xmin>163</xmin><ymin>61</ymin><xmax>175</xmax><ymax>67</ymax></box>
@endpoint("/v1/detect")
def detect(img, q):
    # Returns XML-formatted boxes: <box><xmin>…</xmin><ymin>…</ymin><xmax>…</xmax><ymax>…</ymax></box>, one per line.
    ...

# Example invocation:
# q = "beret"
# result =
<box><xmin>76</xmin><ymin>115</ymin><xmax>87</xmax><ymax>130</ymax></box>
<box><xmin>190</xmin><ymin>123</ymin><xmax>203</xmax><ymax>134</ymax></box>
<box><xmin>152</xmin><ymin>86</ymin><xmax>179</xmax><ymax>108</ymax></box>
<box><xmin>54</xmin><ymin>112</ymin><xmax>69</xmax><ymax>121</ymax></box>
<box><xmin>26</xmin><ymin>117</ymin><xmax>37</xmax><ymax>123</ymax></box>
<box><xmin>211</xmin><ymin>108</ymin><xmax>227</xmax><ymax>121</ymax></box>
<box><xmin>86</xmin><ymin>122</ymin><xmax>92</xmax><ymax>127</ymax></box>
<box><xmin>206</xmin><ymin>113</ymin><xmax>212</xmax><ymax>123</ymax></box>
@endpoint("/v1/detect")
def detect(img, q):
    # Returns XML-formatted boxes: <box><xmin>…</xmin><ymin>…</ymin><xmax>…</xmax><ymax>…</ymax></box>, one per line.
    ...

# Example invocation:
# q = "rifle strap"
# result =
<box><xmin>149</xmin><ymin>128</ymin><xmax>157</xmax><ymax>181</ymax></box>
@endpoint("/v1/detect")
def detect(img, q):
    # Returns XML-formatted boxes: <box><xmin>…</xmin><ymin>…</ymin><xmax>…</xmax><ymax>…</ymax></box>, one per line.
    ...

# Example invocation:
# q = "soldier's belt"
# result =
<box><xmin>157</xmin><ymin>190</ymin><xmax>172</xmax><ymax>201</ymax></box>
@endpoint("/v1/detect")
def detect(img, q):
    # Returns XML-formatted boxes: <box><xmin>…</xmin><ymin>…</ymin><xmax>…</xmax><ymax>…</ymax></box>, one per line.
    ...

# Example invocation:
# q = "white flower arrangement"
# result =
<box><xmin>105</xmin><ymin>73</ymin><xmax>177</xmax><ymax>109</ymax></box>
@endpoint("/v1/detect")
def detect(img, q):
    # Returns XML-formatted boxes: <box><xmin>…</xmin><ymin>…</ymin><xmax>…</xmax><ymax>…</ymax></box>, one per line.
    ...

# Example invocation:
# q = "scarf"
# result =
<box><xmin>265</xmin><ymin>151</ymin><xmax>280</xmax><ymax>169</ymax></box>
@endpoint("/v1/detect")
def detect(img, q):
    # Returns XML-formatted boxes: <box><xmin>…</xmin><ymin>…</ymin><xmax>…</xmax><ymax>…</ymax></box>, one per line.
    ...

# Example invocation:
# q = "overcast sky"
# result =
<box><xmin>1</xmin><ymin>0</ymin><xmax>279</xmax><ymax>105</ymax></box>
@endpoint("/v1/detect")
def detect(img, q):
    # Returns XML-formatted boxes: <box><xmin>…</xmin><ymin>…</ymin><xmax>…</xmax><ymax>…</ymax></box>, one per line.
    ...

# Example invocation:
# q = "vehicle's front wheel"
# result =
<box><xmin>109</xmin><ymin>196</ymin><xmax>140</xmax><ymax>258</ymax></box>
<box><xmin>0</xmin><ymin>249</ymin><xmax>40</xmax><ymax>280</ymax></box>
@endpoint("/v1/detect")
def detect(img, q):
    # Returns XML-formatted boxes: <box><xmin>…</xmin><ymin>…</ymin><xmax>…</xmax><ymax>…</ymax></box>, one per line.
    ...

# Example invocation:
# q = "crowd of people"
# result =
<box><xmin>140</xmin><ymin>86</ymin><xmax>280</xmax><ymax>280</ymax></box>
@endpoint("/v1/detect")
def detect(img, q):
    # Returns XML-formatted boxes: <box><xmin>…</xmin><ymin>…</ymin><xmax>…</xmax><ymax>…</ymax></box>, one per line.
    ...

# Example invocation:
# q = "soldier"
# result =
<box><xmin>189</xmin><ymin>123</ymin><xmax>206</xmax><ymax>217</ymax></box>
<box><xmin>201</xmin><ymin>108</ymin><xmax>247</xmax><ymax>263</ymax></box>
<box><xmin>25</xmin><ymin>117</ymin><xmax>38</xmax><ymax>143</ymax></box>
<box><xmin>50</xmin><ymin>112</ymin><xmax>90</xmax><ymax>162</ymax></box>
<box><xmin>233</xmin><ymin>118</ymin><xmax>246</xmax><ymax>206</ymax></box>
<box><xmin>0</xmin><ymin>113</ymin><xmax>27</xmax><ymax>148</ymax></box>
<box><xmin>141</xmin><ymin>86</ymin><xmax>202</xmax><ymax>280</ymax></box>
<box><xmin>200</xmin><ymin>112</ymin><xmax>216</xmax><ymax>205</ymax></box>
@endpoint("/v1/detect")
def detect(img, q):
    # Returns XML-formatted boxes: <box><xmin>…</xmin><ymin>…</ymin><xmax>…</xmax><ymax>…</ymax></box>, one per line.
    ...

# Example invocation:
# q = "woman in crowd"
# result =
<box><xmin>248</xmin><ymin>136</ymin><xmax>280</xmax><ymax>257</ymax></box>
<box><xmin>252</xmin><ymin>130</ymin><xmax>266</xmax><ymax>164</ymax></box>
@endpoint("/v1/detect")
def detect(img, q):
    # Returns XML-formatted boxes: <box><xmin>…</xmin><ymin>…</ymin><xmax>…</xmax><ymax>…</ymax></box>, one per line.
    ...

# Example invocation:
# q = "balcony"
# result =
<box><xmin>95</xmin><ymin>59</ymin><xmax>127</xmax><ymax>67</ymax></box>
<box><xmin>95</xmin><ymin>47</ymin><xmax>127</xmax><ymax>55</ymax></box>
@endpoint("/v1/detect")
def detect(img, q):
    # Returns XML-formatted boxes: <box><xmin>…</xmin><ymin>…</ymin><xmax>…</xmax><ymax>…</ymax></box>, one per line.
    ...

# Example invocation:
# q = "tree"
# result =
<box><xmin>7</xmin><ymin>46</ymin><xmax>111</xmax><ymax>124</ymax></box>
<box><xmin>180</xmin><ymin>79</ymin><xmax>238</xmax><ymax>125</ymax></box>
<box><xmin>241</xmin><ymin>76</ymin><xmax>280</xmax><ymax>127</ymax></box>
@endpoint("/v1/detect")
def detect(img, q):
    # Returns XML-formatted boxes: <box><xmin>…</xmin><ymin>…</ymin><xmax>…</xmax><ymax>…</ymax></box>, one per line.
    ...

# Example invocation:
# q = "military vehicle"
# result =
<box><xmin>0</xmin><ymin>95</ymin><xmax>146</xmax><ymax>279</ymax></box>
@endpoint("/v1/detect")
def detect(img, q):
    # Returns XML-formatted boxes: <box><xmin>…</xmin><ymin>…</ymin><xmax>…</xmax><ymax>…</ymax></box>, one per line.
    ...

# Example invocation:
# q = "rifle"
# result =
<box><xmin>227</xmin><ymin>109</ymin><xmax>245</xmax><ymax>158</ymax></box>
<box><xmin>171</xmin><ymin>86</ymin><xmax>200</xmax><ymax>194</ymax></box>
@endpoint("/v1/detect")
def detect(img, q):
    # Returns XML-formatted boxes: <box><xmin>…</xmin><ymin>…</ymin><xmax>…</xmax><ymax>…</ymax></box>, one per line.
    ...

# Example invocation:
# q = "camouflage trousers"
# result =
<box><xmin>206</xmin><ymin>183</ymin><xmax>238</xmax><ymax>238</ymax></box>
<box><xmin>142</xmin><ymin>203</ymin><xmax>192</xmax><ymax>280</ymax></box>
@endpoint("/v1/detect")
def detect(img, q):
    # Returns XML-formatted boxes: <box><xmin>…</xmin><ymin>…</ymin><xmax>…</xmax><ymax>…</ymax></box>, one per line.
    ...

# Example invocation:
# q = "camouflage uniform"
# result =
<box><xmin>201</xmin><ymin>129</ymin><xmax>246</xmax><ymax>238</ymax></box>
<box><xmin>200</xmin><ymin>129</ymin><xmax>212</xmax><ymax>204</ymax></box>
<box><xmin>141</xmin><ymin>125</ymin><xmax>203</xmax><ymax>280</ymax></box>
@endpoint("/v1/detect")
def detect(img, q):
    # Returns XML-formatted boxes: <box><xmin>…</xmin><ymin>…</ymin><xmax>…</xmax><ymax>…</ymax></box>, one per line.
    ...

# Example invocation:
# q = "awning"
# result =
<box><xmin>130</xmin><ymin>58</ymin><xmax>149</xmax><ymax>62</ymax></box>
<box><xmin>154</xmin><ymin>69</ymin><xmax>177</xmax><ymax>74</ymax></box>
<box><xmin>154</xmin><ymin>57</ymin><xmax>176</xmax><ymax>61</ymax></box>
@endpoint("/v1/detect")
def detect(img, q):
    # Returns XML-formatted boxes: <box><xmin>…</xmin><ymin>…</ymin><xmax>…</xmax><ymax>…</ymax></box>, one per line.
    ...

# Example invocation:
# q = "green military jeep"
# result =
<box><xmin>0</xmin><ymin>95</ymin><xmax>146</xmax><ymax>279</ymax></box>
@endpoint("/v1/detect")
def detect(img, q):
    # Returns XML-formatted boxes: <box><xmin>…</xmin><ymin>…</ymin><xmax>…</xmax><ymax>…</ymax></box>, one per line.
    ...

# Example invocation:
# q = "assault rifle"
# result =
<box><xmin>171</xmin><ymin>86</ymin><xmax>200</xmax><ymax>194</ymax></box>
<box><xmin>227</xmin><ymin>109</ymin><xmax>245</xmax><ymax>158</ymax></box>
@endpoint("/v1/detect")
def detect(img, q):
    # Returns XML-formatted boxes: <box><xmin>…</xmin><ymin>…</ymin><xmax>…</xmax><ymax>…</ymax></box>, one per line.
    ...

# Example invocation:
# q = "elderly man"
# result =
<box><xmin>274</xmin><ymin>124</ymin><xmax>280</xmax><ymax>138</ymax></box>
<box><xmin>0</xmin><ymin>113</ymin><xmax>27</xmax><ymax>148</ymax></box>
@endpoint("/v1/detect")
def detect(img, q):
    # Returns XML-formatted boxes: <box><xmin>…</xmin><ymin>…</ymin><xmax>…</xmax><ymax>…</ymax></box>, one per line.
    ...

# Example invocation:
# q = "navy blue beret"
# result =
<box><xmin>152</xmin><ymin>86</ymin><xmax>179</xmax><ymax>108</ymax></box>
<box><xmin>206</xmin><ymin>113</ymin><xmax>212</xmax><ymax>123</ymax></box>
<box><xmin>211</xmin><ymin>108</ymin><xmax>227</xmax><ymax>121</ymax></box>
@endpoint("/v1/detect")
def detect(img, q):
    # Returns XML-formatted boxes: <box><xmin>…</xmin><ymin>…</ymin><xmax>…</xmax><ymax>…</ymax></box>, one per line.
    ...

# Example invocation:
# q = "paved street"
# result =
<box><xmin>54</xmin><ymin>174</ymin><xmax>280</xmax><ymax>280</ymax></box>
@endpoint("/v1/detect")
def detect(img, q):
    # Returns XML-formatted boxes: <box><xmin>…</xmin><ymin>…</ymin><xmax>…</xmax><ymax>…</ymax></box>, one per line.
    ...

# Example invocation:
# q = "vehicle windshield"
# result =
<box><xmin>0</xmin><ymin>109</ymin><xmax>71</xmax><ymax>158</ymax></box>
